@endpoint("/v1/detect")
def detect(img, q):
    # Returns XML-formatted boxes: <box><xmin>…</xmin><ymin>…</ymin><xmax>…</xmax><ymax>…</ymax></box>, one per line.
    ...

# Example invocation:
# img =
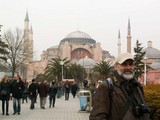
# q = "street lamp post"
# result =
<box><xmin>82</xmin><ymin>44</ymin><xmax>85</xmax><ymax>81</ymax></box>
<box><xmin>60</xmin><ymin>60</ymin><xmax>64</xmax><ymax>81</ymax></box>
<box><xmin>144</xmin><ymin>55</ymin><xmax>147</xmax><ymax>85</ymax></box>
<box><xmin>81</xmin><ymin>43</ymin><xmax>85</xmax><ymax>89</ymax></box>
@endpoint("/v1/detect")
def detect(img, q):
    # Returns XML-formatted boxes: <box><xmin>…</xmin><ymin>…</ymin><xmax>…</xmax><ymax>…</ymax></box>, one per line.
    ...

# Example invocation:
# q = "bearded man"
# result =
<box><xmin>89</xmin><ymin>52</ymin><xmax>150</xmax><ymax>120</ymax></box>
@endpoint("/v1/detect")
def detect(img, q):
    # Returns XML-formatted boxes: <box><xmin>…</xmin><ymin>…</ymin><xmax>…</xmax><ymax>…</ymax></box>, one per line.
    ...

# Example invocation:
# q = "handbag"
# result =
<box><xmin>1</xmin><ymin>90</ymin><xmax>7</xmax><ymax>95</ymax></box>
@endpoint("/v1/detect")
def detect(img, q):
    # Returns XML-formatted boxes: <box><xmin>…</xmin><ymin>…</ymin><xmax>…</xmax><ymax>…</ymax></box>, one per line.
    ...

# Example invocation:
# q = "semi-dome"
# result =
<box><xmin>150</xmin><ymin>61</ymin><xmax>160</xmax><ymax>69</ymax></box>
<box><xmin>143</xmin><ymin>47</ymin><xmax>160</xmax><ymax>59</ymax></box>
<box><xmin>60</xmin><ymin>30</ymin><xmax>96</xmax><ymax>44</ymax></box>
<box><xmin>142</xmin><ymin>41</ymin><xmax>160</xmax><ymax>59</ymax></box>
<box><xmin>77</xmin><ymin>58</ymin><xmax>96</xmax><ymax>68</ymax></box>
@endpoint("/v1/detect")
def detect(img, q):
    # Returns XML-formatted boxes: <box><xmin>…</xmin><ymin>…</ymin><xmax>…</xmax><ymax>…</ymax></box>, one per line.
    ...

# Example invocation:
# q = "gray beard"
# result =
<box><xmin>118</xmin><ymin>70</ymin><xmax>135</xmax><ymax>80</ymax></box>
<box><xmin>122</xmin><ymin>73</ymin><xmax>134</xmax><ymax>80</ymax></box>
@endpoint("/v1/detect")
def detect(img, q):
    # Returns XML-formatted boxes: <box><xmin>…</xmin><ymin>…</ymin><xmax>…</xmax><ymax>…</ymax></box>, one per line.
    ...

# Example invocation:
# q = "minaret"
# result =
<box><xmin>117</xmin><ymin>29</ymin><xmax>121</xmax><ymax>55</ymax></box>
<box><xmin>23</xmin><ymin>10</ymin><xmax>31</xmax><ymax>64</ymax></box>
<box><xmin>29</xmin><ymin>25</ymin><xmax>33</xmax><ymax>61</ymax></box>
<box><xmin>127</xmin><ymin>18</ymin><xmax>131</xmax><ymax>53</ymax></box>
<box><xmin>24</xmin><ymin>11</ymin><xmax>29</xmax><ymax>31</ymax></box>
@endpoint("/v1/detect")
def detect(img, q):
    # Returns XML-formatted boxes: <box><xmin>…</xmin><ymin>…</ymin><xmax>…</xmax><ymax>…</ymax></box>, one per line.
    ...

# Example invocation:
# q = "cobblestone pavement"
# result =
<box><xmin>0</xmin><ymin>94</ymin><xmax>90</xmax><ymax>120</ymax></box>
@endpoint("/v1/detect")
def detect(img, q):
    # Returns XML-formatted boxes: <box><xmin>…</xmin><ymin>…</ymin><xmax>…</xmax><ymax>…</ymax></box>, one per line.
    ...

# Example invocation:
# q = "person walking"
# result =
<box><xmin>28</xmin><ymin>79</ymin><xmax>38</xmax><ymax>110</ymax></box>
<box><xmin>10</xmin><ymin>74</ymin><xmax>25</xmax><ymax>115</ymax></box>
<box><xmin>89</xmin><ymin>52</ymin><xmax>150</xmax><ymax>120</ymax></box>
<box><xmin>71</xmin><ymin>82</ymin><xmax>78</xmax><ymax>98</ymax></box>
<box><xmin>48</xmin><ymin>80</ymin><xmax>58</xmax><ymax>108</ymax></box>
<box><xmin>22</xmin><ymin>79</ymin><xmax>28</xmax><ymax>103</ymax></box>
<box><xmin>64</xmin><ymin>80</ymin><xmax>70</xmax><ymax>100</ymax></box>
<box><xmin>83</xmin><ymin>80</ymin><xmax>88</xmax><ymax>90</ymax></box>
<box><xmin>0</xmin><ymin>75</ymin><xmax>10</xmax><ymax>116</ymax></box>
<box><xmin>38</xmin><ymin>80</ymin><xmax>48</xmax><ymax>109</ymax></box>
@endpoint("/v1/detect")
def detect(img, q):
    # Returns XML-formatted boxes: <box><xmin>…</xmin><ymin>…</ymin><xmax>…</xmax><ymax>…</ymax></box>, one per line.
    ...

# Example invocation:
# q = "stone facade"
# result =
<box><xmin>27</xmin><ymin>60</ymin><xmax>48</xmax><ymax>81</ymax></box>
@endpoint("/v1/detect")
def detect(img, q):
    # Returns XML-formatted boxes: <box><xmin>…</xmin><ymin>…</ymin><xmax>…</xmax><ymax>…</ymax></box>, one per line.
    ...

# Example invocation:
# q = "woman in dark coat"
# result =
<box><xmin>64</xmin><ymin>80</ymin><xmax>71</xmax><ymax>100</ymax></box>
<box><xmin>71</xmin><ymin>82</ymin><xmax>78</xmax><ymax>98</ymax></box>
<box><xmin>0</xmin><ymin>75</ymin><xmax>10</xmax><ymax>116</ymax></box>
<box><xmin>28</xmin><ymin>79</ymin><xmax>38</xmax><ymax>109</ymax></box>
<box><xmin>48</xmin><ymin>81</ymin><xmax>58</xmax><ymax>108</ymax></box>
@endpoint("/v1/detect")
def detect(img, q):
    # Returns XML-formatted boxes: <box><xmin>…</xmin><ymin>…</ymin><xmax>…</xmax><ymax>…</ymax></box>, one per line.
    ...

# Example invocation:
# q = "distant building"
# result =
<box><xmin>27</xmin><ymin>30</ymin><xmax>114</xmax><ymax>81</ymax></box>
<box><xmin>139</xmin><ymin>41</ymin><xmax>160</xmax><ymax>85</ymax></box>
<box><xmin>21</xmin><ymin>12</ymin><xmax>160</xmax><ymax>84</ymax></box>
<box><xmin>41</xmin><ymin>30</ymin><xmax>113</xmax><ymax>62</ymax></box>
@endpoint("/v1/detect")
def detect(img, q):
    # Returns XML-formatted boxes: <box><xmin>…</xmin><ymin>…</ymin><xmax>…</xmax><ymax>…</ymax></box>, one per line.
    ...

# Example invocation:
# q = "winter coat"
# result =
<box><xmin>38</xmin><ymin>83</ymin><xmax>48</xmax><ymax>98</ymax></box>
<box><xmin>89</xmin><ymin>70</ymin><xmax>150</xmax><ymax>120</ymax></box>
<box><xmin>10</xmin><ymin>80</ymin><xmax>25</xmax><ymax>99</ymax></box>
<box><xmin>64</xmin><ymin>82</ymin><xmax>70</xmax><ymax>92</ymax></box>
<box><xmin>71</xmin><ymin>83</ymin><xmax>78</xmax><ymax>94</ymax></box>
<box><xmin>0</xmin><ymin>82</ymin><xmax>11</xmax><ymax>100</ymax></box>
<box><xmin>28</xmin><ymin>83</ymin><xmax>38</xmax><ymax>98</ymax></box>
<box><xmin>23</xmin><ymin>82</ymin><xmax>28</xmax><ymax>94</ymax></box>
<box><xmin>48</xmin><ymin>84</ymin><xmax>58</xmax><ymax>97</ymax></box>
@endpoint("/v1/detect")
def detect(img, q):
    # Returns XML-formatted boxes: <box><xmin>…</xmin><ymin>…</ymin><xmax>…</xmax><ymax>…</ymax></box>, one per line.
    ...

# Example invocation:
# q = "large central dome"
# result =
<box><xmin>60</xmin><ymin>30</ymin><xmax>96</xmax><ymax>44</ymax></box>
<box><xmin>65</xmin><ymin>31</ymin><xmax>91</xmax><ymax>39</ymax></box>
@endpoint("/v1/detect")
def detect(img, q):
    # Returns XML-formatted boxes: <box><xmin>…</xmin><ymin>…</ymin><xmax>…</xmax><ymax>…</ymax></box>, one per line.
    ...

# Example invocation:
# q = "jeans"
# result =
<box><xmin>30</xmin><ymin>97</ymin><xmax>36</xmax><ymax>109</ymax></box>
<box><xmin>2</xmin><ymin>100</ymin><xmax>9</xmax><ymax>114</ymax></box>
<box><xmin>13</xmin><ymin>98</ymin><xmax>21</xmax><ymax>113</ymax></box>
<box><xmin>22</xmin><ymin>93</ymin><xmax>28</xmax><ymax>103</ymax></box>
<box><xmin>49</xmin><ymin>95</ymin><xmax>56</xmax><ymax>107</ymax></box>
<box><xmin>65</xmin><ymin>91</ymin><xmax>69</xmax><ymax>100</ymax></box>
<box><xmin>40</xmin><ymin>97</ymin><xmax>46</xmax><ymax>108</ymax></box>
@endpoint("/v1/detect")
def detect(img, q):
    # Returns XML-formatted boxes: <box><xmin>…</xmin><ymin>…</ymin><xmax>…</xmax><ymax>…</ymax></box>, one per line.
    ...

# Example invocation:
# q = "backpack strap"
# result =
<box><xmin>105</xmin><ymin>78</ymin><xmax>114</xmax><ymax>118</ymax></box>
<box><xmin>106</xmin><ymin>78</ymin><xmax>114</xmax><ymax>90</ymax></box>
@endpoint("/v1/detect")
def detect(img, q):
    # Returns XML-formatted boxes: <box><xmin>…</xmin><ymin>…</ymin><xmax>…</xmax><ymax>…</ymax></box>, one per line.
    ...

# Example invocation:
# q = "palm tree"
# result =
<box><xmin>68</xmin><ymin>63</ymin><xmax>86</xmax><ymax>83</ymax></box>
<box><xmin>92</xmin><ymin>61</ymin><xmax>113</xmax><ymax>81</ymax></box>
<box><xmin>35</xmin><ymin>74</ymin><xmax>45</xmax><ymax>82</ymax></box>
<box><xmin>44</xmin><ymin>57</ymin><xmax>70</xmax><ymax>82</ymax></box>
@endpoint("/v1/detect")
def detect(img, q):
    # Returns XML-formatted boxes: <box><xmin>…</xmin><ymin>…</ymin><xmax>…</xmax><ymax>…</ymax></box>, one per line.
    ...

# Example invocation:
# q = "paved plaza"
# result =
<box><xmin>0</xmin><ymin>94</ymin><xmax>90</xmax><ymax>120</ymax></box>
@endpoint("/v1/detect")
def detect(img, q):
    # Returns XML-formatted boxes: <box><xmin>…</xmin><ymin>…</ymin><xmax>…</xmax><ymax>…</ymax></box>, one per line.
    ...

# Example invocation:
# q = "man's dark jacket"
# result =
<box><xmin>28</xmin><ymin>82</ymin><xmax>38</xmax><ymax>98</ymax></box>
<box><xmin>10</xmin><ymin>79</ymin><xmax>25</xmax><ymax>99</ymax></box>
<box><xmin>89</xmin><ymin>71</ymin><xmax>150</xmax><ymax>120</ymax></box>
<box><xmin>38</xmin><ymin>82</ymin><xmax>48</xmax><ymax>98</ymax></box>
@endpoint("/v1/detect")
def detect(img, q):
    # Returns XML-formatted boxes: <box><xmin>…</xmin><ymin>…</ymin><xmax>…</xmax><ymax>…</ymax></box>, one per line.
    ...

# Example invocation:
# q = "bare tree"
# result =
<box><xmin>2</xmin><ymin>28</ymin><xmax>32</xmax><ymax>79</ymax></box>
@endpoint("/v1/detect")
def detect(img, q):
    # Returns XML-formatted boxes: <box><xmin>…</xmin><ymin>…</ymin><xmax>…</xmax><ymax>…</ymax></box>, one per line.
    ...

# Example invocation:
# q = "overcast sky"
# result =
<box><xmin>0</xmin><ymin>0</ymin><xmax>160</xmax><ymax>60</ymax></box>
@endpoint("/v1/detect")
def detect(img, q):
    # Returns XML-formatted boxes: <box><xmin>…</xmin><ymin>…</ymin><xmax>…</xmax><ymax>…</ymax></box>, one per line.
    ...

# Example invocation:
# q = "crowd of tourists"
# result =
<box><xmin>0</xmin><ymin>74</ymin><xmax>80</xmax><ymax>116</ymax></box>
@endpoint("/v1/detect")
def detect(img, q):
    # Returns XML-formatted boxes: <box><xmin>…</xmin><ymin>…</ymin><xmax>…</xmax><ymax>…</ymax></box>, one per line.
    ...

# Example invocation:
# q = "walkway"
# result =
<box><xmin>0</xmin><ymin>94</ymin><xmax>90</xmax><ymax>120</ymax></box>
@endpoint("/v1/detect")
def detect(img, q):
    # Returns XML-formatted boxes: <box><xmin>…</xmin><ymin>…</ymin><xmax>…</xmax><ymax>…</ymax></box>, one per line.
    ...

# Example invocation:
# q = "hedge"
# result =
<box><xmin>144</xmin><ymin>84</ymin><xmax>160</xmax><ymax>120</ymax></box>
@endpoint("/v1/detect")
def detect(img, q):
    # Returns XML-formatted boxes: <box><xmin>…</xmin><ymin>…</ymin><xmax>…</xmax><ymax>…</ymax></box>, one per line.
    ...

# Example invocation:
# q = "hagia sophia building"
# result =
<box><xmin>21</xmin><ymin>11</ymin><xmax>160</xmax><ymax>84</ymax></box>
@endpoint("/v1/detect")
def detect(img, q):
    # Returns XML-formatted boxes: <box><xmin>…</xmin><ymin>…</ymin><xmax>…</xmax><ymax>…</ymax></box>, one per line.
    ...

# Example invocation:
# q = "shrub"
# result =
<box><xmin>144</xmin><ymin>84</ymin><xmax>160</xmax><ymax>120</ymax></box>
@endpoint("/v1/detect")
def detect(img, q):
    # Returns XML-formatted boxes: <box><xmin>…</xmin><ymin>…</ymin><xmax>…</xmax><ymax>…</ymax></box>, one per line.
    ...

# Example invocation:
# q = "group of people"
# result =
<box><xmin>63</xmin><ymin>80</ymin><xmax>78</xmax><ymax>100</ymax></box>
<box><xmin>0</xmin><ymin>73</ymin><xmax>25</xmax><ymax>116</ymax></box>
<box><xmin>0</xmin><ymin>77</ymin><xmax>59</xmax><ymax>116</ymax></box>
<box><xmin>0</xmin><ymin>75</ymin><xmax>79</xmax><ymax>116</ymax></box>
